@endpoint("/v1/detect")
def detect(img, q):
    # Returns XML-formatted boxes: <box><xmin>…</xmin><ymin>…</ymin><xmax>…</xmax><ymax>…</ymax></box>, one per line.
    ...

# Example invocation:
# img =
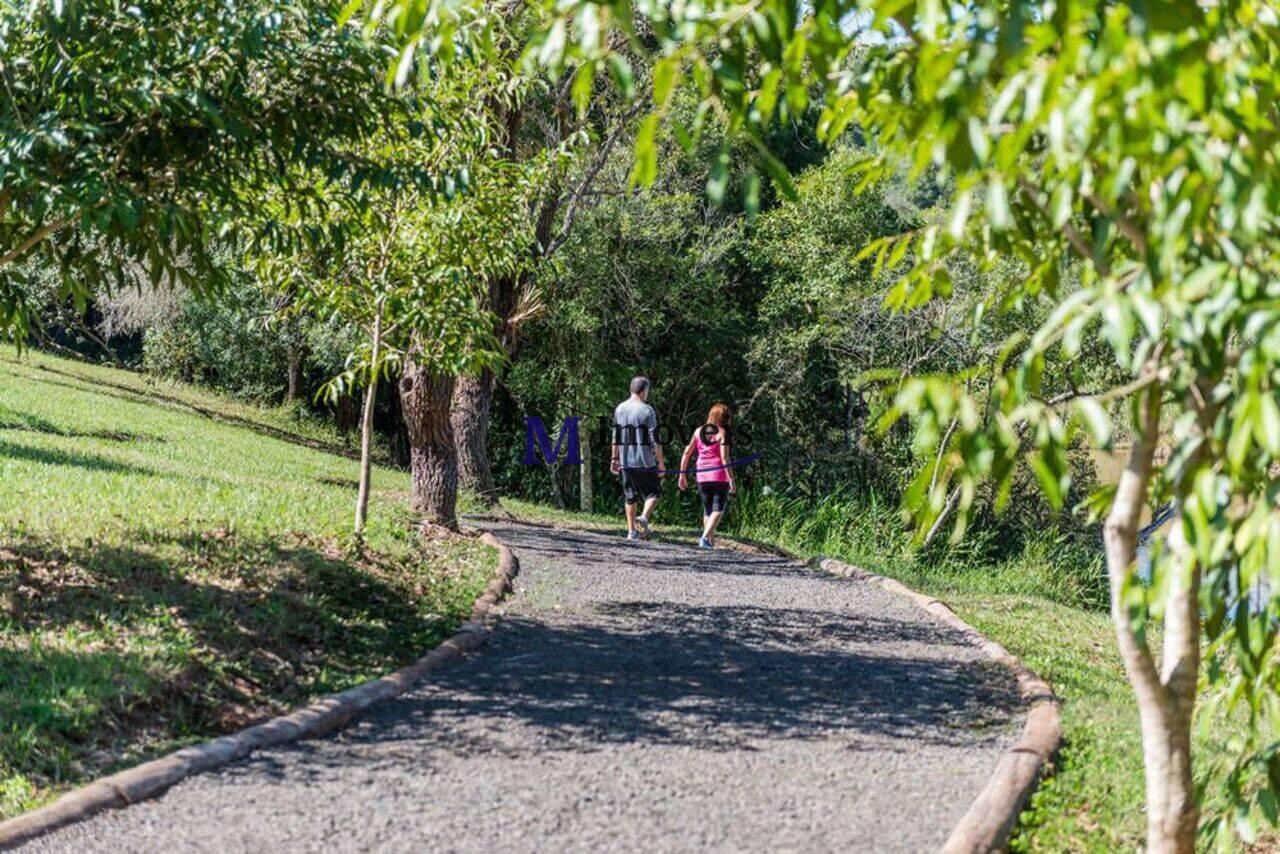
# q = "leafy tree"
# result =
<box><xmin>311</xmin><ymin>192</ymin><xmax>511</xmax><ymax>535</ymax></box>
<box><xmin>501</xmin><ymin>169</ymin><xmax>751</xmax><ymax>506</ymax></box>
<box><xmin>532</xmin><ymin>0</ymin><xmax>1280</xmax><ymax>848</ymax></box>
<box><xmin>358</xmin><ymin>0</ymin><xmax>653</xmax><ymax>507</ymax></box>
<box><xmin>289</xmin><ymin>173</ymin><xmax>528</xmax><ymax>534</ymax></box>
<box><xmin>143</xmin><ymin>269</ymin><xmax>317</xmax><ymax>401</ymax></box>
<box><xmin>748</xmin><ymin>148</ymin><xmax>928</xmax><ymax>493</ymax></box>
<box><xmin>0</xmin><ymin>0</ymin><xmax>392</xmax><ymax>341</ymax></box>
<box><xmin>259</xmin><ymin>72</ymin><xmax>545</xmax><ymax>531</ymax></box>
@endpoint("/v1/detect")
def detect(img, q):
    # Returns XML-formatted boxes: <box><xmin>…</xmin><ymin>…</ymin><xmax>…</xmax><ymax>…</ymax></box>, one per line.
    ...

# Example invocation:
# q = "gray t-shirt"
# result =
<box><xmin>613</xmin><ymin>398</ymin><xmax>658</xmax><ymax>470</ymax></box>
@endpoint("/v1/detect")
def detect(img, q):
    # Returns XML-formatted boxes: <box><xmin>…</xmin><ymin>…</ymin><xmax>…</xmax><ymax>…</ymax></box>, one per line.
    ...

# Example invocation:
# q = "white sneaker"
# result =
<box><xmin>635</xmin><ymin>517</ymin><xmax>651</xmax><ymax>538</ymax></box>
<box><xmin>627</xmin><ymin>530</ymin><xmax>640</xmax><ymax>541</ymax></box>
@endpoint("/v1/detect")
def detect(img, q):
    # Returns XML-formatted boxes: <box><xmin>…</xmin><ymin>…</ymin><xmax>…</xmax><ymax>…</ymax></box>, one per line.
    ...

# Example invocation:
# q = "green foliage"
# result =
<box><xmin>748</xmin><ymin>148</ymin><xmax>937</xmax><ymax>491</ymax></box>
<box><xmin>725</xmin><ymin>488</ymin><xmax>1107</xmax><ymax>609</ymax></box>
<box><xmin>499</xmin><ymin>183</ymin><xmax>752</xmax><ymax>501</ymax></box>
<box><xmin>532</xmin><ymin>0</ymin><xmax>1280</xmax><ymax>839</ymax></box>
<box><xmin>141</xmin><ymin>273</ymin><xmax>353</xmax><ymax>404</ymax></box>
<box><xmin>492</xmin><ymin>100</ymin><xmax>765</xmax><ymax>504</ymax></box>
<box><xmin>0</xmin><ymin>0</ymin><xmax>397</xmax><ymax>341</ymax></box>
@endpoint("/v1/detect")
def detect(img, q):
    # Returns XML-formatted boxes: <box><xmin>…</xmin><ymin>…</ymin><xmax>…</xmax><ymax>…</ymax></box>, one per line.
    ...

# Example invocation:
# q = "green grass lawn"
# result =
<box><xmin>0</xmin><ymin>348</ymin><xmax>495</xmax><ymax>819</ymax></box>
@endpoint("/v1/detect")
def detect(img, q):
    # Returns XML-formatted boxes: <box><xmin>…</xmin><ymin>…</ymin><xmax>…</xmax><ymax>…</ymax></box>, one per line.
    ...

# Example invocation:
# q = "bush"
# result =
<box><xmin>723</xmin><ymin>488</ymin><xmax>1107</xmax><ymax>610</ymax></box>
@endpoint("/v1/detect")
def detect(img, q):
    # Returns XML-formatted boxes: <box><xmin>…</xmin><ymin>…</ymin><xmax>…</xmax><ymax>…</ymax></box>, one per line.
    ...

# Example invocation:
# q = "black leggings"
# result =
<box><xmin>698</xmin><ymin>482</ymin><xmax>730</xmax><ymax>515</ymax></box>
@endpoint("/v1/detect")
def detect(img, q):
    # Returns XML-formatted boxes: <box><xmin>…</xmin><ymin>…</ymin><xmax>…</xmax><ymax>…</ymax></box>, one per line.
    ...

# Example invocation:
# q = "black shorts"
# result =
<box><xmin>621</xmin><ymin>467</ymin><xmax>661</xmax><ymax>504</ymax></box>
<box><xmin>698</xmin><ymin>482</ymin><xmax>730</xmax><ymax>515</ymax></box>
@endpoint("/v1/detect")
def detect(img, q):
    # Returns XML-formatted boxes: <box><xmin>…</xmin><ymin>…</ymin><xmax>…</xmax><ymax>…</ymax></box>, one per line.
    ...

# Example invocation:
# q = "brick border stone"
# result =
<box><xmin>811</xmin><ymin>556</ymin><xmax>1061</xmax><ymax>853</ymax></box>
<box><xmin>0</xmin><ymin>531</ymin><xmax>519</xmax><ymax>851</ymax></box>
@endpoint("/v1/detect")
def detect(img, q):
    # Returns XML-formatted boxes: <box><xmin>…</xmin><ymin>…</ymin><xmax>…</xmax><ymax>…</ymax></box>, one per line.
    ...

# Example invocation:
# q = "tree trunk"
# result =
<box><xmin>1103</xmin><ymin>382</ymin><xmax>1198</xmax><ymax>854</ymax></box>
<box><xmin>285</xmin><ymin>344</ymin><xmax>306</xmax><ymax>403</ymax></box>
<box><xmin>399</xmin><ymin>350</ymin><xmax>458</xmax><ymax>530</ymax></box>
<box><xmin>546</xmin><ymin>460</ymin><xmax>565</xmax><ymax>510</ymax></box>
<box><xmin>451</xmin><ymin>368</ymin><xmax>497</xmax><ymax>505</ymax></box>
<box><xmin>353</xmin><ymin>306</ymin><xmax>382</xmax><ymax>543</ymax></box>
<box><xmin>579</xmin><ymin>419</ymin><xmax>593</xmax><ymax>513</ymax></box>
<box><xmin>354</xmin><ymin>376</ymin><xmax>377</xmax><ymax>541</ymax></box>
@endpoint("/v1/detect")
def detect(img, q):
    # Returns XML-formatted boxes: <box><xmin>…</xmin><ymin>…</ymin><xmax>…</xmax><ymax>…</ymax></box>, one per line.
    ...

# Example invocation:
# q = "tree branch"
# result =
<box><xmin>1017</xmin><ymin>176</ymin><xmax>1112</xmax><ymax>276</ymax></box>
<box><xmin>1083</xmin><ymin>190</ymin><xmax>1147</xmax><ymax>257</ymax></box>
<box><xmin>922</xmin><ymin>485</ymin><xmax>962</xmax><ymax>546</ymax></box>
<box><xmin>542</xmin><ymin>101</ymin><xmax>646</xmax><ymax>259</ymax></box>
<box><xmin>1</xmin><ymin>213</ymin><xmax>77</xmax><ymax>269</ymax></box>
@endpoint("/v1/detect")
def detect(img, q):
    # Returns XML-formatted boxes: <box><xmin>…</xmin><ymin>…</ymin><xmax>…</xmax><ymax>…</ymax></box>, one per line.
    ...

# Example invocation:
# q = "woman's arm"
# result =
<box><xmin>678</xmin><ymin>433</ymin><xmax>697</xmax><ymax>490</ymax></box>
<box><xmin>720</xmin><ymin>438</ymin><xmax>735</xmax><ymax>492</ymax></box>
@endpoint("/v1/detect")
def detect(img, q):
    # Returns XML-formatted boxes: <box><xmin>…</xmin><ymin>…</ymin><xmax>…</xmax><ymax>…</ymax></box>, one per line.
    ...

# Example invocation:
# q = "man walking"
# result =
<box><xmin>611</xmin><ymin>376</ymin><xmax>666</xmax><ymax>540</ymax></box>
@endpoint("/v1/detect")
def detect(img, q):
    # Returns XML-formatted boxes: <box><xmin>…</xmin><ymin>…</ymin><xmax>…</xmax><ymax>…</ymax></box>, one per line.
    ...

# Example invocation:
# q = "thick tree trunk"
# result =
<box><xmin>451</xmin><ymin>368</ymin><xmax>497</xmax><ymax>505</ymax></box>
<box><xmin>1104</xmin><ymin>382</ymin><xmax>1198</xmax><ymax>854</ymax></box>
<box><xmin>399</xmin><ymin>351</ymin><xmax>458</xmax><ymax>530</ymax></box>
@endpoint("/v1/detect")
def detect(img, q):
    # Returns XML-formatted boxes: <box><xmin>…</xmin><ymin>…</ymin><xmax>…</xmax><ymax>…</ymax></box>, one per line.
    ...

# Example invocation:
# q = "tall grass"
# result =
<box><xmin>723</xmin><ymin>489</ymin><xmax>1108</xmax><ymax>610</ymax></box>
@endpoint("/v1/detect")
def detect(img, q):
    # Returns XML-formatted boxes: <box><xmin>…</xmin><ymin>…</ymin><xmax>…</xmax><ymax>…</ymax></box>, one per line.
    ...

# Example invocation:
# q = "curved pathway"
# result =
<box><xmin>27</xmin><ymin>521</ymin><xmax>1023</xmax><ymax>852</ymax></box>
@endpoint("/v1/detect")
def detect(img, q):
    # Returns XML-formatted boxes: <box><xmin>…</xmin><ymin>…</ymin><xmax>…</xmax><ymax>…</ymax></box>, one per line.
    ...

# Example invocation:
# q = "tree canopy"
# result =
<box><xmin>0</xmin><ymin>0</ymin><xmax>395</xmax><ymax>340</ymax></box>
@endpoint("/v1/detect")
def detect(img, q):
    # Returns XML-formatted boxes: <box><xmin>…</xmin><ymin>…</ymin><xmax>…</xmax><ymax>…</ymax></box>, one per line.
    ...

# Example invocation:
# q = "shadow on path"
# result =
<box><xmin>19</xmin><ymin>520</ymin><xmax>1025</xmax><ymax>854</ymax></box>
<box><xmin>231</xmin><ymin>591</ymin><xmax>1018</xmax><ymax>781</ymax></box>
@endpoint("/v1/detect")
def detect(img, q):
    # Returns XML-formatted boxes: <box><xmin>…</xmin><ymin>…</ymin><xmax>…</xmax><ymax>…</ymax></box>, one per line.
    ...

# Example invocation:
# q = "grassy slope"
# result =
<box><xmin>0</xmin><ymin>349</ymin><xmax>494</xmax><ymax>818</ymax></box>
<box><xmin>498</xmin><ymin>496</ymin><xmax>1159</xmax><ymax>852</ymax></box>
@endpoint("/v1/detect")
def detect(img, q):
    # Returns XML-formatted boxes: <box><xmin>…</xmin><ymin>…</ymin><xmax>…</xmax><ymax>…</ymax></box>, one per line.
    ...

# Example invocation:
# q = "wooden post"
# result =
<box><xmin>579</xmin><ymin>416</ymin><xmax>593</xmax><ymax>513</ymax></box>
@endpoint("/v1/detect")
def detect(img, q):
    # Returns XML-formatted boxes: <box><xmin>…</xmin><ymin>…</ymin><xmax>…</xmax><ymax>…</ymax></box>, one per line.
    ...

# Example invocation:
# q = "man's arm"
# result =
<box><xmin>610</xmin><ymin>413</ymin><xmax>621</xmax><ymax>473</ymax></box>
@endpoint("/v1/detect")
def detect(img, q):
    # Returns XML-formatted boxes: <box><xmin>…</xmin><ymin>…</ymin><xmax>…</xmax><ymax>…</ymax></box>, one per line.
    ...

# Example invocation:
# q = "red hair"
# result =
<box><xmin>706</xmin><ymin>403</ymin><xmax>731</xmax><ymax>428</ymax></box>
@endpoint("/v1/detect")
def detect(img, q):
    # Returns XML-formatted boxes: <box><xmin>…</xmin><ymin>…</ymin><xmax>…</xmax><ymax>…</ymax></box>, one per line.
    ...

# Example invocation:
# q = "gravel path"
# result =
<box><xmin>28</xmin><ymin>520</ymin><xmax>1023</xmax><ymax>853</ymax></box>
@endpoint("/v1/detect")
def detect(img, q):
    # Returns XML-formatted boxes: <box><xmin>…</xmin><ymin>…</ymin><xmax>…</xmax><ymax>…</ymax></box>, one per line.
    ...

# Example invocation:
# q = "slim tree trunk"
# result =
<box><xmin>1103</xmin><ymin>381</ymin><xmax>1198</xmax><ymax>853</ymax></box>
<box><xmin>399</xmin><ymin>349</ymin><xmax>458</xmax><ymax>530</ymax></box>
<box><xmin>1150</xmin><ymin>518</ymin><xmax>1199</xmax><ymax>850</ymax></box>
<box><xmin>579</xmin><ymin>419</ymin><xmax>593</xmax><ymax>513</ymax></box>
<box><xmin>451</xmin><ymin>368</ymin><xmax>497</xmax><ymax>505</ymax></box>
<box><xmin>354</xmin><ymin>306</ymin><xmax>383</xmax><ymax>542</ymax></box>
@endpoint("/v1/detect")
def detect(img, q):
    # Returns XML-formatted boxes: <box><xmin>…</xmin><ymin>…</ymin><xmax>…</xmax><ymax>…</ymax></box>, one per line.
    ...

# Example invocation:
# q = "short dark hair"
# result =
<box><xmin>630</xmin><ymin>375</ymin><xmax>649</xmax><ymax>396</ymax></box>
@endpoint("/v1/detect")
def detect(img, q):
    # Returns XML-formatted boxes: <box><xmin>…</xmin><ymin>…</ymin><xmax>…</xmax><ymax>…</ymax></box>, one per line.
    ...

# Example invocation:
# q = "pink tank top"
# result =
<box><xmin>694</xmin><ymin>429</ymin><xmax>730</xmax><ymax>483</ymax></box>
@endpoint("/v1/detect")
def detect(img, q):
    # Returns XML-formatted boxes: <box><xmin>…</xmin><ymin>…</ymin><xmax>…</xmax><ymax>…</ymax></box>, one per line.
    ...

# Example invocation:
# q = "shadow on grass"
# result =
<box><xmin>0</xmin><ymin>531</ymin><xmax>482</xmax><ymax>797</ymax></box>
<box><xmin>14</xmin><ymin>361</ymin><xmax>360</xmax><ymax>461</ymax></box>
<box><xmin>0</xmin><ymin>438</ymin><xmax>159</xmax><ymax>476</ymax></box>
<box><xmin>0</xmin><ymin>408</ymin><xmax>160</xmax><ymax>443</ymax></box>
<box><xmin>316</xmin><ymin>475</ymin><xmax>361</xmax><ymax>490</ymax></box>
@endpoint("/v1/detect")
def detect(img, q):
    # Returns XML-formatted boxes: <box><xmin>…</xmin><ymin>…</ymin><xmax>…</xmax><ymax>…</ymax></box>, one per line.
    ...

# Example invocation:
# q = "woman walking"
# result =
<box><xmin>678</xmin><ymin>403</ymin><xmax>736</xmax><ymax>549</ymax></box>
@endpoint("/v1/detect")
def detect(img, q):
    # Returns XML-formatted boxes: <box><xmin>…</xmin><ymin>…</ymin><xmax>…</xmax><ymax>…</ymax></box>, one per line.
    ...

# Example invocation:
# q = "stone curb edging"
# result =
<box><xmin>811</xmin><ymin>556</ymin><xmax>1062</xmax><ymax>854</ymax></box>
<box><xmin>0</xmin><ymin>531</ymin><xmax>519</xmax><ymax>851</ymax></box>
